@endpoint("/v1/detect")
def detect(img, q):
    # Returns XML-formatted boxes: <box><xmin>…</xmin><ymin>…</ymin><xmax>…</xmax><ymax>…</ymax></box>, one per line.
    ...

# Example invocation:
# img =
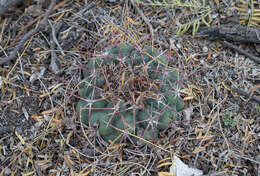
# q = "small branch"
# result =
<box><xmin>198</xmin><ymin>24</ymin><xmax>260</xmax><ymax>64</ymax></box>
<box><xmin>0</xmin><ymin>0</ymin><xmax>57</xmax><ymax>65</ymax></box>
<box><xmin>221</xmin><ymin>41</ymin><xmax>260</xmax><ymax>64</ymax></box>
<box><xmin>232</xmin><ymin>88</ymin><xmax>260</xmax><ymax>105</ymax></box>
<box><xmin>198</xmin><ymin>23</ymin><xmax>260</xmax><ymax>44</ymax></box>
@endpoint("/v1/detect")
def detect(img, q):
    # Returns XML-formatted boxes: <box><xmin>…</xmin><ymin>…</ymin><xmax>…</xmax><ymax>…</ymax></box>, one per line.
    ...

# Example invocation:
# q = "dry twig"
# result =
<box><xmin>232</xmin><ymin>88</ymin><xmax>260</xmax><ymax>105</ymax></box>
<box><xmin>0</xmin><ymin>0</ymin><xmax>57</xmax><ymax>65</ymax></box>
<box><xmin>198</xmin><ymin>24</ymin><xmax>260</xmax><ymax>44</ymax></box>
<box><xmin>222</xmin><ymin>41</ymin><xmax>260</xmax><ymax>64</ymax></box>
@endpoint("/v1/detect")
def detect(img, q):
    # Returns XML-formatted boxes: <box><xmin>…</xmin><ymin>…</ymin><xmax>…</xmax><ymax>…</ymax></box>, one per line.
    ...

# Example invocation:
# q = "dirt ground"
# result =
<box><xmin>0</xmin><ymin>0</ymin><xmax>259</xmax><ymax>175</ymax></box>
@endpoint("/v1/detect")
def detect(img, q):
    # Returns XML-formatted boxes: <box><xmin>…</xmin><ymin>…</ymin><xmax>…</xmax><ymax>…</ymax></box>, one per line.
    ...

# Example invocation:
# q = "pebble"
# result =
<box><xmin>256</xmin><ymin>154</ymin><xmax>260</xmax><ymax>162</ymax></box>
<box><xmin>176</xmin><ymin>43</ymin><xmax>182</xmax><ymax>49</ymax></box>
<box><xmin>203</xmin><ymin>46</ymin><xmax>208</xmax><ymax>53</ymax></box>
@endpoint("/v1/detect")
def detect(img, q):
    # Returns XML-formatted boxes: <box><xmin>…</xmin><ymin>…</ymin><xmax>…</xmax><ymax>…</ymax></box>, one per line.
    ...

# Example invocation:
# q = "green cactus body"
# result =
<box><xmin>77</xmin><ymin>99</ymin><xmax>109</xmax><ymax>125</ymax></box>
<box><xmin>109</xmin><ymin>44</ymin><xmax>141</xmax><ymax>59</ymax></box>
<box><xmin>95</xmin><ymin>76</ymin><xmax>106</xmax><ymax>87</ymax></box>
<box><xmin>136</xmin><ymin>109</ymin><xmax>149</xmax><ymax>128</ymax></box>
<box><xmin>102</xmin><ymin>132</ymin><xmax>121</xmax><ymax>143</ymax></box>
<box><xmin>142</xmin><ymin>46</ymin><xmax>159</xmax><ymax>63</ymax></box>
<box><xmin>165</xmin><ymin>94</ymin><xmax>184</xmax><ymax>112</ymax></box>
<box><xmin>115</xmin><ymin>111</ymin><xmax>135</xmax><ymax>134</ymax></box>
<box><xmin>78</xmin><ymin>86</ymin><xmax>93</xmax><ymax>98</ymax></box>
<box><xmin>82</xmin><ymin>59</ymin><xmax>94</xmax><ymax>78</ymax></box>
<box><xmin>82</xmin><ymin>58</ymin><xmax>103</xmax><ymax>78</ymax></box>
<box><xmin>98</xmin><ymin>114</ymin><xmax>115</xmax><ymax>137</ymax></box>
<box><xmin>76</xmin><ymin>43</ymin><xmax>185</xmax><ymax>144</ymax></box>
<box><xmin>158</xmin><ymin>107</ymin><xmax>179</xmax><ymax>130</ymax></box>
<box><xmin>169</xmin><ymin>70</ymin><xmax>179</xmax><ymax>81</ymax></box>
<box><xmin>142</xmin><ymin>128</ymin><xmax>159</xmax><ymax>141</ymax></box>
<box><xmin>92</xmin><ymin>99</ymin><xmax>108</xmax><ymax>109</ymax></box>
<box><xmin>98</xmin><ymin>110</ymin><xmax>137</xmax><ymax>143</ymax></box>
<box><xmin>76</xmin><ymin>100</ymin><xmax>89</xmax><ymax>124</ymax></box>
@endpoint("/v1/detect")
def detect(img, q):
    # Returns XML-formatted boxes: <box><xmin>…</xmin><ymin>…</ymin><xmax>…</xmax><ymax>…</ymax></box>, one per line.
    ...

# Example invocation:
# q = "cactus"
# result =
<box><xmin>76</xmin><ymin>44</ymin><xmax>184</xmax><ymax>144</ymax></box>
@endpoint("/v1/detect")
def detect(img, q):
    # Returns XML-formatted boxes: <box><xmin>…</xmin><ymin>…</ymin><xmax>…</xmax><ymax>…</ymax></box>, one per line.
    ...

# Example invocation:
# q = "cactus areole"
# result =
<box><xmin>76</xmin><ymin>44</ymin><xmax>184</xmax><ymax>144</ymax></box>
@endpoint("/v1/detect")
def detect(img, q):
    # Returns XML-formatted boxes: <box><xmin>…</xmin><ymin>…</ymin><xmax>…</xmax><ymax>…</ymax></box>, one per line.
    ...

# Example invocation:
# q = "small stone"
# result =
<box><xmin>202</xmin><ymin>46</ymin><xmax>208</xmax><ymax>53</ymax></box>
<box><xmin>105</xmin><ymin>0</ymin><xmax>119</xmax><ymax>2</ymax></box>
<box><xmin>212</xmin><ymin>13</ymin><xmax>218</xmax><ymax>19</ymax></box>
<box><xmin>25</xmin><ymin>5</ymin><xmax>44</xmax><ymax>17</ymax></box>
<box><xmin>4</xmin><ymin>168</ymin><xmax>11</xmax><ymax>175</ymax></box>
<box><xmin>256</xmin><ymin>154</ymin><xmax>260</xmax><ymax>162</ymax></box>
<box><xmin>176</xmin><ymin>43</ymin><xmax>182</xmax><ymax>49</ymax></box>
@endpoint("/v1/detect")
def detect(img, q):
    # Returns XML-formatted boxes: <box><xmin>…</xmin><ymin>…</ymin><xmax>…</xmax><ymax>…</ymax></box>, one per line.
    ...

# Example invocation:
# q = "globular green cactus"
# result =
<box><xmin>76</xmin><ymin>44</ymin><xmax>184</xmax><ymax>144</ymax></box>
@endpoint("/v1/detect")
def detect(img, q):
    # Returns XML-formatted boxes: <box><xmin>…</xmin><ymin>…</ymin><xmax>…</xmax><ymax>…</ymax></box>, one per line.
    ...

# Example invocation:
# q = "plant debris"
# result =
<box><xmin>0</xmin><ymin>0</ymin><xmax>259</xmax><ymax>175</ymax></box>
